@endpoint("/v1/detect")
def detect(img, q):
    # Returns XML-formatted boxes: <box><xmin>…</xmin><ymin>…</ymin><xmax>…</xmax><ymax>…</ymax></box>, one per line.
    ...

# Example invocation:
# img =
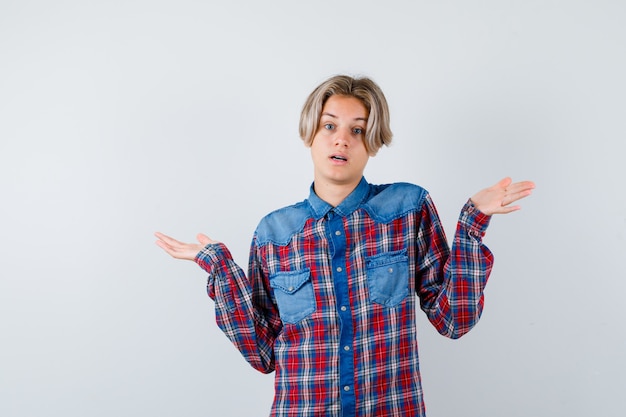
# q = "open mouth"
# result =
<box><xmin>330</xmin><ymin>155</ymin><xmax>347</xmax><ymax>162</ymax></box>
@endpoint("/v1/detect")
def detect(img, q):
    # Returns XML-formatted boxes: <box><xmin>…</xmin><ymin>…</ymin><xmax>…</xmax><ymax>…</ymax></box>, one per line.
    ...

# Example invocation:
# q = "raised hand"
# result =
<box><xmin>154</xmin><ymin>232</ymin><xmax>217</xmax><ymax>261</ymax></box>
<box><xmin>470</xmin><ymin>177</ymin><xmax>535</xmax><ymax>216</ymax></box>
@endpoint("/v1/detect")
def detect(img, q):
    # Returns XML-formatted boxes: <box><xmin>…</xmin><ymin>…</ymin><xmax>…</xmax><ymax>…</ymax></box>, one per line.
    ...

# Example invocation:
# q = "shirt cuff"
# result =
<box><xmin>459</xmin><ymin>199</ymin><xmax>492</xmax><ymax>238</ymax></box>
<box><xmin>194</xmin><ymin>242</ymin><xmax>232</xmax><ymax>274</ymax></box>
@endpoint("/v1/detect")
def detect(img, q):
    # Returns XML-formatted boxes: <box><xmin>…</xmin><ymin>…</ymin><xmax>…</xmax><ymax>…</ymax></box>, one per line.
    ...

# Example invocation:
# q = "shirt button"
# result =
<box><xmin>388</xmin><ymin>267</ymin><xmax>394</xmax><ymax>273</ymax></box>
<box><xmin>344</xmin><ymin>345</ymin><xmax>350</xmax><ymax>351</ymax></box>
<box><xmin>335</xmin><ymin>230</ymin><xmax>342</xmax><ymax>236</ymax></box>
<box><xmin>340</xmin><ymin>306</ymin><xmax>347</xmax><ymax>311</ymax></box>
<box><xmin>288</xmin><ymin>286</ymin><xmax>294</xmax><ymax>292</ymax></box>
<box><xmin>336</xmin><ymin>267</ymin><xmax>343</xmax><ymax>272</ymax></box>
<box><xmin>344</xmin><ymin>386</ymin><xmax>350</xmax><ymax>392</ymax></box>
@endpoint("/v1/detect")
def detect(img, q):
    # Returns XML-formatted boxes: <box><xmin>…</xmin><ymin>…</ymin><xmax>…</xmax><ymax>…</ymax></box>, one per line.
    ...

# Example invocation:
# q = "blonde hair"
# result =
<box><xmin>299</xmin><ymin>75</ymin><xmax>392</xmax><ymax>155</ymax></box>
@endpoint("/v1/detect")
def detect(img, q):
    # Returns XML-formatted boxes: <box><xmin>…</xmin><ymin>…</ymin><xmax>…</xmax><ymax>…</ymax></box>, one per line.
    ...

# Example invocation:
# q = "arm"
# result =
<box><xmin>417</xmin><ymin>178</ymin><xmax>534</xmax><ymax>339</ymax></box>
<box><xmin>416</xmin><ymin>197</ymin><xmax>493</xmax><ymax>339</ymax></box>
<box><xmin>154</xmin><ymin>232</ymin><xmax>281</xmax><ymax>373</ymax></box>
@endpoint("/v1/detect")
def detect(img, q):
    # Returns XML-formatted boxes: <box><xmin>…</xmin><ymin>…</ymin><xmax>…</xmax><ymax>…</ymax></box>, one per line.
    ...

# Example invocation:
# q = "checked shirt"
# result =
<box><xmin>195</xmin><ymin>177</ymin><xmax>494</xmax><ymax>417</ymax></box>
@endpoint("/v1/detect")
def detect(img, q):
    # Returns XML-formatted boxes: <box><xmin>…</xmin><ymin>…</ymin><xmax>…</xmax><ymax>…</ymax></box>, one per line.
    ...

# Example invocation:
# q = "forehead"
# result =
<box><xmin>321</xmin><ymin>95</ymin><xmax>368</xmax><ymax>118</ymax></box>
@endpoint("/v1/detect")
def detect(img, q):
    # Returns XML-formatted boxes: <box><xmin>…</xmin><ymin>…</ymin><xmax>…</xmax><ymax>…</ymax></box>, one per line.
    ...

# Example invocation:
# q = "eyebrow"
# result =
<box><xmin>321</xmin><ymin>112</ymin><xmax>368</xmax><ymax>122</ymax></box>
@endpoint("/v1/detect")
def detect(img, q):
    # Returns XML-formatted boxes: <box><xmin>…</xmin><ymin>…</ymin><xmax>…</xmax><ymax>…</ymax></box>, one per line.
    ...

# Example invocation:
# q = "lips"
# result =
<box><xmin>330</xmin><ymin>154</ymin><xmax>348</xmax><ymax>162</ymax></box>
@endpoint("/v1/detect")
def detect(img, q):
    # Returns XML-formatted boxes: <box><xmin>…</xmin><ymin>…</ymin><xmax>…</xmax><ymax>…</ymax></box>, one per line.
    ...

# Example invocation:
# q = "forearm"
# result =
<box><xmin>196</xmin><ymin>243</ymin><xmax>279</xmax><ymax>373</ymax></box>
<box><xmin>420</xmin><ymin>199</ymin><xmax>494</xmax><ymax>339</ymax></box>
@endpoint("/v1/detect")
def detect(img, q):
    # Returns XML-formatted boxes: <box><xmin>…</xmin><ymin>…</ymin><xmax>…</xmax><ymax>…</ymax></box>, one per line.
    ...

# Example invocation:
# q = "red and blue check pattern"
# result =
<box><xmin>196</xmin><ymin>179</ymin><xmax>493</xmax><ymax>416</ymax></box>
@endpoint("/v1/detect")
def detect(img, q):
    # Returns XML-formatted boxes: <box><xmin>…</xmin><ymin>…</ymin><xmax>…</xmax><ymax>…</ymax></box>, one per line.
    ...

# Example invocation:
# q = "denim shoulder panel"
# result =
<box><xmin>363</xmin><ymin>182</ymin><xmax>428</xmax><ymax>223</ymax></box>
<box><xmin>255</xmin><ymin>201</ymin><xmax>311</xmax><ymax>246</ymax></box>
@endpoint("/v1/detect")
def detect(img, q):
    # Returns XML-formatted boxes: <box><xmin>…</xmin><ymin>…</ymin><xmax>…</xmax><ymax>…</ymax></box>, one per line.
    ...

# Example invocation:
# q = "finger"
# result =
<box><xmin>155</xmin><ymin>232</ymin><xmax>185</xmax><ymax>247</ymax></box>
<box><xmin>155</xmin><ymin>239</ymin><xmax>179</xmax><ymax>256</ymax></box>
<box><xmin>155</xmin><ymin>236</ymin><xmax>185</xmax><ymax>252</ymax></box>
<box><xmin>496</xmin><ymin>205</ymin><xmax>521</xmax><ymax>214</ymax></box>
<box><xmin>155</xmin><ymin>239</ymin><xmax>174</xmax><ymax>252</ymax></box>
<box><xmin>504</xmin><ymin>186</ymin><xmax>534</xmax><ymax>202</ymax></box>
<box><xmin>502</xmin><ymin>187</ymin><xmax>534</xmax><ymax>206</ymax></box>
<box><xmin>501</xmin><ymin>180</ymin><xmax>534</xmax><ymax>204</ymax></box>
<box><xmin>494</xmin><ymin>177</ymin><xmax>513</xmax><ymax>190</ymax></box>
<box><xmin>506</xmin><ymin>180</ymin><xmax>536</xmax><ymax>193</ymax></box>
<box><xmin>155</xmin><ymin>233</ymin><xmax>188</xmax><ymax>255</ymax></box>
<box><xmin>155</xmin><ymin>231</ymin><xmax>174</xmax><ymax>243</ymax></box>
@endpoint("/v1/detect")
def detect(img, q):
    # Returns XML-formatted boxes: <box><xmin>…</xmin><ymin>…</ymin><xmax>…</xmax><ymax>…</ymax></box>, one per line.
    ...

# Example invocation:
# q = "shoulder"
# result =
<box><xmin>363</xmin><ymin>182</ymin><xmax>430</xmax><ymax>223</ymax></box>
<box><xmin>254</xmin><ymin>200</ymin><xmax>312</xmax><ymax>246</ymax></box>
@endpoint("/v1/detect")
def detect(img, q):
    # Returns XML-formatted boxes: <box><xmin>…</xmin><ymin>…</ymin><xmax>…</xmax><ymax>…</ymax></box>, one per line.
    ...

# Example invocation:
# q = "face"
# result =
<box><xmin>310</xmin><ymin>95</ymin><xmax>370</xmax><ymax>190</ymax></box>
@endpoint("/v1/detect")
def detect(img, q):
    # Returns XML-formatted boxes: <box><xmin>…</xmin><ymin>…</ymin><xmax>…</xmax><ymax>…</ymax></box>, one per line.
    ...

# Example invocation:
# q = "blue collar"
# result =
<box><xmin>307</xmin><ymin>177</ymin><xmax>370</xmax><ymax>220</ymax></box>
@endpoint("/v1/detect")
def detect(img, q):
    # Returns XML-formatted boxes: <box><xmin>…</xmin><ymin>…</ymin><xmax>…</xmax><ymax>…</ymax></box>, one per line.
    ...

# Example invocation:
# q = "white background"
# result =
<box><xmin>1</xmin><ymin>1</ymin><xmax>625</xmax><ymax>416</ymax></box>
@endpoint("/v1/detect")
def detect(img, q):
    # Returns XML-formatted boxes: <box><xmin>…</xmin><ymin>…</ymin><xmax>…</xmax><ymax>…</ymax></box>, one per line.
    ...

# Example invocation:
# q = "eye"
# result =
<box><xmin>353</xmin><ymin>127</ymin><xmax>364</xmax><ymax>135</ymax></box>
<box><xmin>323</xmin><ymin>123</ymin><xmax>335</xmax><ymax>130</ymax></box>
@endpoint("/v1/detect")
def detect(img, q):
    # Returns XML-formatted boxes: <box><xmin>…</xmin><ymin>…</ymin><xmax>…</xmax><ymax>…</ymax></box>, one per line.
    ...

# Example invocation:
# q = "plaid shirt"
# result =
<box><xmin>196</xmin><ymin>177</ymin><xmax>493</xmax><ymax>417</ymax></box>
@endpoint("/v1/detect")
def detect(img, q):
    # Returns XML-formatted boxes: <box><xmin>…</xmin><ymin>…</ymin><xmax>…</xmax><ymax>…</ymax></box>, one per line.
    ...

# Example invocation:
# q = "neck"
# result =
<box><xmin>313</xmin><ymin>178</ymin><xmax>360</xmax><ymax>207</ymax></box>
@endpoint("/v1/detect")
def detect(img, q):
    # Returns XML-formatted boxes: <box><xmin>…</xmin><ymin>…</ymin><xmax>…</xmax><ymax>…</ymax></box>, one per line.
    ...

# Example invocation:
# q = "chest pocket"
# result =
<box><xmin>366</xmin><ymin>250</ymin><xmax>409</xmax><ymax>307</ymax></box>
<box><xmin>269</xmin><ymin>269</ymin><xmax>316</xmax><ymax>324</ymax></box>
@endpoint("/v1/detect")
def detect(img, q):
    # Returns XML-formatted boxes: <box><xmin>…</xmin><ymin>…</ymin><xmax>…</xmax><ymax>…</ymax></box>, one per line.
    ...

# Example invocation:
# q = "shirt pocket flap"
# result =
<box><xmin>366</xmin><ymin>249</ymin><xmax>408</xmax><ymax>268</ymax></box>
<box><xmin>270</xmin><ymin>270</ymin><xmax>311</xmax><ymax>295</ymax></box>
<box><xmin>269</xmin><ymin>270</ymin><xmax>316</xmax><ymax>324</ymax></box>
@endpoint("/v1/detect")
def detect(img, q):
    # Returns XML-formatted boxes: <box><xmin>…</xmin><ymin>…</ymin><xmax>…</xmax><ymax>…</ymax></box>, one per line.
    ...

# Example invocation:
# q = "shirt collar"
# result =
<box><xmin>307</xmin><ymin>177</ymin><xmax>370</xmax><ymax>219</ymax></box>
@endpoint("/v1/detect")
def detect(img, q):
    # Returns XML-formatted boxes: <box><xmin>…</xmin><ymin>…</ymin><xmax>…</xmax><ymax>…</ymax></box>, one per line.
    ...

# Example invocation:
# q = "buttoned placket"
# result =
<box><xmin>326</xmin><ymin>210</ymin><xmax>356</xmax><ymax>416</ymax></box>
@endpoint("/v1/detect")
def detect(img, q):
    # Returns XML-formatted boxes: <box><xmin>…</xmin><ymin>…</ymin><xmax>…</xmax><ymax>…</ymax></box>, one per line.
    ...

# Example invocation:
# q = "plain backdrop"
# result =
<box><xmin>1</xmin><ymin>1</ymin><xmax>625</xmax><ymax>416</ymax></box>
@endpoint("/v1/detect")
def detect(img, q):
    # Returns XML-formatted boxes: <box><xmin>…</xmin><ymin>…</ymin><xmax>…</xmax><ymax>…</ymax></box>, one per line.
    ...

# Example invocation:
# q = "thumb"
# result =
<box><xmin>196</xmin><ymin>233</ymin><xmax>214</xmax><ymax>246</ymax></box>
<box><xmin>496</xmin><ymin>176</ymin><xmax>512</xmax><ymax>189</ymax></box>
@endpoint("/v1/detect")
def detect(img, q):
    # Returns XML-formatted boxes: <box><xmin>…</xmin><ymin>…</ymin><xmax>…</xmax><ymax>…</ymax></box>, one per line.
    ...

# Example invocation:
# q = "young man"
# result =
<box><xmin>155</xmin><ymin>75</ymin><xmax>535</xmax><ymax>417</ymax></box>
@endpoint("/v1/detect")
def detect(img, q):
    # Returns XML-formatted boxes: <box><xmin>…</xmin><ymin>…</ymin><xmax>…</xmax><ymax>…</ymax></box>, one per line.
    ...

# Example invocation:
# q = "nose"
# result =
<box><xmin>334</xmin><ymin>127</ymin><xmax>351</xmax><ymax>147</ymax></box>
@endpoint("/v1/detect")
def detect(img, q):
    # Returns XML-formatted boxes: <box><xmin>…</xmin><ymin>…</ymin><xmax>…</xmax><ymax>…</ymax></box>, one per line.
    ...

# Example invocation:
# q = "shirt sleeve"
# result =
<box><xmin>416</xmin><ymin>196</ymin><xmax>494</xmax><ymax>339</ymax></box>
<box><xmin>194</xmin><ymin>236</ymin><xmax>282</xmax><ymax>373</ymax></box>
